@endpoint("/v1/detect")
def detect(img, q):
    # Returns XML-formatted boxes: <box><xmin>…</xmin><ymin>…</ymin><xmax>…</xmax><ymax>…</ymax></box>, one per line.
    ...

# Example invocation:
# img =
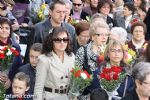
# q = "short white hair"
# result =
<box><xmin>64</xmin><ymin>0</ymin><xmax>72</xmax><ymax>9</ymax></box>
<box><xmin>110</xmin><ymin>27</ymin><xmax>127</xmax><ymax>44</ymax></box>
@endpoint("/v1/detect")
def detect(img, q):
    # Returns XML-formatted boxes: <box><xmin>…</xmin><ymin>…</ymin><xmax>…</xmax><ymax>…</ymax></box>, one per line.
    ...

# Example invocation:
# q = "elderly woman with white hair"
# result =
<box><xmin>110</xmin><ymin>27</ymin><xmax>128</xmax><ymax>44</ymax></box>
<box><xmin>122</xmin><ymin>62</ymin><xmax>150</xmax><ymax>100</ymax></box>
<box><xmin>64</xmin><ymin>0</ymin><xmax>72</xmax><ymax>22</ymax></box>
<box><xmin>75</xmin><ymin>20</ymin><xmax>110</xmax><ymax>97</ymax></box>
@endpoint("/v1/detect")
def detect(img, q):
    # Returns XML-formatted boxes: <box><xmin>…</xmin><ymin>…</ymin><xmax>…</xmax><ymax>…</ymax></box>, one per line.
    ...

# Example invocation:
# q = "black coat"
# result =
<box><xmin>144</xmin><ymin>8</ymin><xmax>150</xmax><ymax>41</ymax></box>
<box><xmin>121</xmin><ymin>89</ymin><xmax>150</xmax><ymax>100</ymax></box>
<box><xmin>70</xmin><ymin>10</ymin><xmax>89</xmax><ymax>20</ymax></box>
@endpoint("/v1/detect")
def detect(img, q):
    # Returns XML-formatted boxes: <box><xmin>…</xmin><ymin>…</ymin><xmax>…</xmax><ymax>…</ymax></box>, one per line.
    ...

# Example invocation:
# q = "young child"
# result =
<box><xmin>18</xmin><ymin>43</ymin><xmax>42</xmax><ymax>94</ymax></box>
<box><xmin>5</xmin><ymin>72</ymin><xmax>32</xmax><ymax>100</ymax></box>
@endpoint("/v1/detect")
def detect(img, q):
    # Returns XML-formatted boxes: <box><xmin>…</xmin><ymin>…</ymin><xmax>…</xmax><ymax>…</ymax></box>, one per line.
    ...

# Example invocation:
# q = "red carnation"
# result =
<box><xmin>75</xmin><ymin>70</ymin><xmax>81</xmax><ymax>77</ymax></box>
<box><xmin>98</xmin><ymin>55</ymin><xmax>104</xmax><ymax>63</ymax></box>
<box><xmin>1</xmin><ymin>47</ymin><xmax>7</xmax><ymax>51</ymax></box>
<box><xmin>113</xmin><ymin>73</ymin><xmax>119</xmax><ymax>80</ymax></box>
<box><xmin>111</xmin><ymin>66</ymin><xmax>122</xmax><ymax>73</ymax></box>
<box><xmin>131</xmin><ymin>18</ymin><xmax>139</xmax><ymax>24</ymax></box>
<box><xmin>100</xmin><ymin>73</ymin><xmax>106</xmax><ymax>79</ymax></box>
<box><xmin>105</xmin><ymin>74</ymin><xmax>111</xmax><ymax>81</ymax></box>
<box><xmin>71</xmin><ymin>69</ymin><xmax>74</xmax><ymax>73</ymax></box>
<box><xmin>103</xmin><ymin>67</ymin><xmax>112</xmax><ymax>73</ymax></box>
<box><xmin>0</xmin><ymin>53</ymin><xmax>5</xmax><ymax>59</ymax></box>
<box><xmin>133</xmin><ymin>18</ymin><xmax>138</xmax><ymax>23</ymax></box>
<box><xmin>10</xmin><ymin>48</ymin><xmax>15</xmax><ymax>52</ymax></box>
<box><xmin>14</xmin><ymin>50</ymin><xmax>19</xmax><ymax>56</ymax></box>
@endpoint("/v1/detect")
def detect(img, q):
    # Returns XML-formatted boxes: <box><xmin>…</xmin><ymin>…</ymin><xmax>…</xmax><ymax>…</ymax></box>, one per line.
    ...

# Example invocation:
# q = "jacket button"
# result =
<box><xmin>65</xmin><ymin>76</ymin><xmax>68</xmax><ymax>78</ymax></box>
<box><xmin>60</xmin><ymin>86</ymin><xmax>63</xmax><ymax>89</ymax></box>
<box><xmin>60</xmin><ymin>76</ymin><xmax>63</xmax><ymax>79</ymax></box>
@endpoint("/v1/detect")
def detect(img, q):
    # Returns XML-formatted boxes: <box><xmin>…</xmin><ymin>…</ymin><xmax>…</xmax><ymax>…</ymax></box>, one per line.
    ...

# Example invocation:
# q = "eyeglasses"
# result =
<box><xmin>110</xmin><ymin>49</ymin><xmax>123</xmax><ymax>53</ymax></box>
<box><xmin>53</xmin><ymin>38</ymin><xmax>69</xmax><ymax>43</ymax></box>
<box><xmin>95</xmin><ymin>33</ymin><xmax>109</xmax><ymax>37</ymax></box>
<box><xmin>73</xmin><ymin>3</ymin><xmax>82</xmax><ymax>6</ymax></box>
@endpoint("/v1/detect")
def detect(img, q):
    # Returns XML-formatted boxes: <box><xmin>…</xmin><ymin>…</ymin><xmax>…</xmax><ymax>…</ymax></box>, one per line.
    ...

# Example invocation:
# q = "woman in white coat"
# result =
<box><xmin>34</xmin><ymin>27</ymin><xmax>75</xmax><ymax>100</ymax></box>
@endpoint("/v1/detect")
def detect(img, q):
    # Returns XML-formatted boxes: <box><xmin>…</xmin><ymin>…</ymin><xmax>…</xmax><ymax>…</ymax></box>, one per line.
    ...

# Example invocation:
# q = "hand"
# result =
<box><xmin>0</xmin><ymin>74</ymin><xmax>8</xmax><ymax>83</ymax></box>
<box><xmin>4</xmin><ymin>79</ymin><xmax>11</xmax><ymax>89</ymax></box>
<box><xmin>12</xmin><ymin>21</ymin><xmax>20</xmax><ymax>31</ymax></box>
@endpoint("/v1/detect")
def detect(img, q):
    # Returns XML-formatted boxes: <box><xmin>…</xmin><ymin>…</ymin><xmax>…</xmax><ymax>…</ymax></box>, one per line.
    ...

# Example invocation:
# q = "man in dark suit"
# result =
<box><xmin>34</xmin><ymin>0</ymin><xmax>76</xmax><ymax>51</ymax></box>
<box><xmin>70</xmin><ymin>0</ymin><xmax>89</xmax><ymax>20</ymax></box>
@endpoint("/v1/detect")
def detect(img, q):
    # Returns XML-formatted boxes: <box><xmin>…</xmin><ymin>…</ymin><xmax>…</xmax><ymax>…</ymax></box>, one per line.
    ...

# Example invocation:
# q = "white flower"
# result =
<box><xmin>99</xmin><ymin>45</ymin><xmax>107</xmax><ymax>53</ymax></box>
<box><xmin>0</xmin><ymin>46</ymin><xmax>7</xmax><ymax>49</ymax></box>
<box><xmin>80</xmin><ymin>72</ymin><xmax>87</xmax><ymax>79</ymax></box>
<box><xmin>6</xmin><ymin>49</ymin><xmax>12</xmax><ymax>56</ymax></box>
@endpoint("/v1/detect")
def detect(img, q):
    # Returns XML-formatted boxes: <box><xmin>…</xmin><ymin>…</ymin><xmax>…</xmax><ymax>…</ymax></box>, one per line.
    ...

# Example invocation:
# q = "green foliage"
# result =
<box><xmin>101</xmin><ymin>73</ymin><xmax>127</xmax><ymax>92</ymax></box>
<box><xmin>0</xmin><ymin>82</ymin><xmax>5</xmax><ymax>100</ymax></box>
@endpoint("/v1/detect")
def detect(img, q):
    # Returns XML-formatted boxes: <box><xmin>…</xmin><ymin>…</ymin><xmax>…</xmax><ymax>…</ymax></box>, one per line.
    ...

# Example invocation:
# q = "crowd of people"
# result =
<box><xmin>0</xmin><ymin>0</ymin><xmax>150</xmax><ymax>100</ymax></box>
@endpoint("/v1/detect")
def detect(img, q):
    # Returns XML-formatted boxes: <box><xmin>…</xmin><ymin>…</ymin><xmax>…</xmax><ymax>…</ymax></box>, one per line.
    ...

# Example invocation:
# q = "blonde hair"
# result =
<box><xmin>89</xmin><ymin>21</ymin><xmax>109</xmax><ymax>36</ymax></box>
<box><xmin>104</xmin><ymin>40</ymin><xmax>125</xmax><ymax>60</ymax></box>
<box><xmin>115</xmin><ymin>0</ymin><xmax>124</xmax><ymax>7</ymax></box>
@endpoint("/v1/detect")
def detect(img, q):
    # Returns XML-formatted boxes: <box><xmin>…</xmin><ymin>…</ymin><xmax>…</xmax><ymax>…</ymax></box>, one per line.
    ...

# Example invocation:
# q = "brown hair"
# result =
<box><xmin>42</xmin><ymin>27</ymin><xmax>72</xmax><ymax>56</ymax></box>
<box><xmin>13</xmin><ymin>72</ymin><xmax>30</xmax><ymax>87</ymax></box>
<box><xmin>97</xmin><ymin>0</ymin><xmax>113</xmax><ymax>13</ymax></box>
<box><xmin>130</xmin><ymin>22</ymin><xmax>147</xmax><ymax>34</ymax></box>
<box><xmin>74</xmin><ymin>21</ymin><xmax>90</xmax><ymax>36</ymax></box>
<box><xmin>30</xmin><ymin>43</ymin><xmax>43</xmax><ymax>53</ymax></box>
<box><xmin>49</xmin><ymin>0</ymin><xmax>65</xmax><ymax>11</ymax></box>
<box><xmin>0</xmin><ymin>17</ymin><xmax>13</xmax><ymax>38</ymax></box>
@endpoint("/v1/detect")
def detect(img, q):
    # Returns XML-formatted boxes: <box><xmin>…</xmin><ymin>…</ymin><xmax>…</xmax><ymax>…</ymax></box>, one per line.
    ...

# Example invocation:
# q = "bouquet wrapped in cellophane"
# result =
<box><xmin>68</xmin><ymin>67</ymin><xmax>92</xmax><ymax>99</ymax></box>
<box><xmin>99</xmin><ymin>66</ymin><xmax>126</xmax><ymax>100</ymax></box>
<box><xmin>0</xmin><ymin>45</ymin><xmax>19</xmax><ymax>100</ymax></box>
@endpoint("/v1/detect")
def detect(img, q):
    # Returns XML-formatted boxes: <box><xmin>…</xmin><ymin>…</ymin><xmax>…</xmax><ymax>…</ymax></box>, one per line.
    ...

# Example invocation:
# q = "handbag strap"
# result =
<box><xmin>123</xmin><ymin>76</ymin><xmax>128</xmax><ymax>97</ymax></box>
<box><xmin>83</xmin><ymin>46</ymin><xmax>92</xmax><ymax>74</ymax></box>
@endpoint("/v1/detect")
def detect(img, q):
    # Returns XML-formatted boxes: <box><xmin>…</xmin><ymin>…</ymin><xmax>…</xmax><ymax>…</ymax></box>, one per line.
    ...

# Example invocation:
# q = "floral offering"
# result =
<box><xmin>0</xmin><ymin>46</ymin><xmax>19</xmax><ymax>70</ymax></box>
<box><xmin>99</xmin><ymin>66</ymin><xmax>126</xmax><ymax>100</ymax></box>
<box><xmin>68</xmin><ymin>16</ymin><xmax>91</xmax><ymax>26</ymax></box>
<box><xmin>69</xmin><ymin>67</ymin><xmax>92</xmax><ymax>97</ymax></box>
<box><xmin>123</xmin><ymin>45</ymin><xmax>136</xmax><ymax>65</ymax></box>
<box><xmin>97</xmin><ymin>45</ymin><xmax>107</xmax><ymax>63</ymax></box>
<box><xmin>37</xmin><ymin>3</ymin><xmax>49</xmax><ymax>21</ymax></box>
<box><xmin>0</xmin><ymin>46</ymin><xmax>19</xmax><ymax>99</ymax></box>
<box><xmin>99</xmin><ymin>66</ymin><xmax>126</xmax><ymax>92</ymax></box>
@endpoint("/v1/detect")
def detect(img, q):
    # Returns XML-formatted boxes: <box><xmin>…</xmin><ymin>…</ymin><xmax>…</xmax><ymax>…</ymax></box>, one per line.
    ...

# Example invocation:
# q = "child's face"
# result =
<box><xmin>12</xmin><ymin>79</ymin><xmax>29</xmax><ymax>96</ymax></box>
<box><xmin>29</xmin><ymin>50</ymin><xmax>41</xmax><ymax>68</ymax></box>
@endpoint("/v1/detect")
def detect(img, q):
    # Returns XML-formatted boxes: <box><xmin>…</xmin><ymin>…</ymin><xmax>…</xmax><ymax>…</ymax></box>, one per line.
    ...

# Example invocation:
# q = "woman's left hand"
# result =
<box><xmin>4</xmin><ymin>78</ymin><xmax>11</xmax><ymax>89</ymax></box>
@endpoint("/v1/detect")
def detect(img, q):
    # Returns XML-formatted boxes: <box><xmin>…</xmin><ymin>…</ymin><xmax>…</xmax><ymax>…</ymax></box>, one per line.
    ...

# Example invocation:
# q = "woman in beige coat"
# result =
<box><xmin>34</xmin><ymin>27</ymin><xmax>75</xmax><ymax>100</ymax></box>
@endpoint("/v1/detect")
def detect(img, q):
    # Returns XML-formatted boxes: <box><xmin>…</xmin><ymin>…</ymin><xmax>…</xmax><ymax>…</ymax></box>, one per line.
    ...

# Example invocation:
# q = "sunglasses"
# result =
<box><xmin>73</xmin><ymin>3</ymin><xmax>82</xmax><ymax>6</ymax></box>
<box><xmin>0</xmin><ymin>6</ymin><xmax>7</xmax><ymax>10</ymax></box>
<box><xmin>53</xmin><ymin>38</ymin><xmax>69</xmax><ymax>43</ymax></box>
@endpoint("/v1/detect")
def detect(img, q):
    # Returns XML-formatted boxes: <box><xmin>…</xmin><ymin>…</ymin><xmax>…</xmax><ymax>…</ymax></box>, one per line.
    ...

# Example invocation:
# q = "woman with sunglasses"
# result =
<box><xmin>34</xmin><ymin>27</ymin><xmax>75</xmax><ymax>100</ymax></box>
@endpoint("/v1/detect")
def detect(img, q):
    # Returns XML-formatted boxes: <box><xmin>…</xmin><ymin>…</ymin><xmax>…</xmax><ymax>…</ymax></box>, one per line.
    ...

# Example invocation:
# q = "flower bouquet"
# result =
<box><xmin>68</xmin><ymin>16</ymin><xmax>91</xmax><ymax>26</ymax></box>
<box><xmin>123</xmin><ymin>45</ymin><xmax>137</xmax><ymax>66</ymax></box>
<box><xmin>37</xmin><ymin>3</ymin><xmax>49</xmax><ymax>21</ymax></box>
<box><xmin>0</xmin><ymin>46</ymin><xmax>19</xmax><ymax>100</ymax></box>
<box><xmin>97</xmin><ymin>45</ymin><xmax>107</xmax><ymax>63</ymax></box>
<box><xmin>99</xmin><ymin>66</ymin><xmax>126</xmax><ymax>100</ymax></box>
<box><xmin>69</xmin><ymin>67</ymin><xmax>92</xmax><ymax>99</ymax></box>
